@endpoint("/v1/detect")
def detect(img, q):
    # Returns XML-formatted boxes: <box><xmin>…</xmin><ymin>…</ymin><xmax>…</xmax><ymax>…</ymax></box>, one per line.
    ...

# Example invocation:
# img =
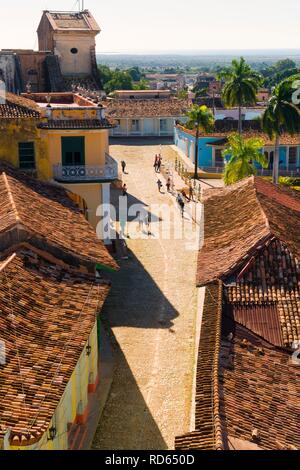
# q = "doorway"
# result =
<box><xmin>61</xmin><ymin>137</ymin><xmax>85</xmax><ymax>166</ymax></box>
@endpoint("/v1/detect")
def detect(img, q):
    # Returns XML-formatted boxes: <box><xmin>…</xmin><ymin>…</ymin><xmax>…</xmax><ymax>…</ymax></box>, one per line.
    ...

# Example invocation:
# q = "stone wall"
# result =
<box><xmin>0</xmin><ymin>52</ymin><xmax>22</xmax><ymax>93</ymax></box>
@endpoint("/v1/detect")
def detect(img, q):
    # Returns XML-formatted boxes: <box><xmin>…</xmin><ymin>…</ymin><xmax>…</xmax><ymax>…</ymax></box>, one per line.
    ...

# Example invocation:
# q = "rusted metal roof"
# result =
<box><xmin>231</xmin><ymin>304</ymin><xmax>283</xmax><ymax>347</ymax></box>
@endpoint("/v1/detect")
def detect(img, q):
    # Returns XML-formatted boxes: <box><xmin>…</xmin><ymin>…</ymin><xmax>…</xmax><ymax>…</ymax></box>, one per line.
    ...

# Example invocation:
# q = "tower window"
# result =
<box><xmin>70</xmin><ymin>48</ymin><xmax>78</xmax><ymax>54</ymax></box>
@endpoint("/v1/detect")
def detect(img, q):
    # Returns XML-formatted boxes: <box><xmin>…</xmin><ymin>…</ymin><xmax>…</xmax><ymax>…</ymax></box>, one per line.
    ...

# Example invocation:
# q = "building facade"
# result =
<box><xmin>0</xmin><ymin>9</ymin><xmax>102</xmax><ymax>94</ymax></box>
<box><xmin>107</xmin><ymin>90</ymin><xmax>190</xmax><ymax>137</ymax></box>
<box><xmin>176</xmin><ymin>177</ymin><xmax>300</xmax><ymax>451</ymax></box>
<box><xmin>0</xmin><ymin>164</ymin><xmax>117</xmax><ymax>450</ymax></box>
<box><xmin>0</xmin><ymin>92</ymin><xmax>118</xmax><ymax>235</ymax></box>
<box><xmin>174</xmin><ymin>124</ymin><xmax>300</xmax><ymax>175</ymax></box>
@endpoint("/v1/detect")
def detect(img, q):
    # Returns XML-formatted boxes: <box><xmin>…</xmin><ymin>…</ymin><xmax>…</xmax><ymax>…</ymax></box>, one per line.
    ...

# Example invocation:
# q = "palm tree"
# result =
<box><xmin>222</xmin><ymin>133</ymin><xmax>268</xmax><ymax>185</ymax></box>
<box><xmin>262</xmin><ymin>75</ymin><xmax>300</xmax><ymax>184</ymax></box>
<box><xmin>186</xmin><ymin>105</ymin><xmax>215</xmax><ymax>179</ymax></box>
<box><xmin>219</xmin><ymin>57</ymin><xmax>262</xmax><ymax>134</ymax></box>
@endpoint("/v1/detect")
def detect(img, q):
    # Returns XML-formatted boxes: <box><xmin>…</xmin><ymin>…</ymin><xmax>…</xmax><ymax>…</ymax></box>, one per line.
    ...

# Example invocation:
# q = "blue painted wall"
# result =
<box><xmin>175</xmin><ymin>127</ymin><xmax>300</xmax><ymax>170</ymax></box>
<box><xmin>175</xmin><ymin>127</ymin><xmax>218</xmax><ymax>167</ymax></box>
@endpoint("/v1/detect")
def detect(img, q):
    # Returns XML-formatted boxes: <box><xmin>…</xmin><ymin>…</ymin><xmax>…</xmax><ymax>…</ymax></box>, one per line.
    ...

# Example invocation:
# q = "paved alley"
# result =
<box><xmin>92</xmin><ymin>141</ymin><xmax>203</xmax><ymax>450</ymax></box>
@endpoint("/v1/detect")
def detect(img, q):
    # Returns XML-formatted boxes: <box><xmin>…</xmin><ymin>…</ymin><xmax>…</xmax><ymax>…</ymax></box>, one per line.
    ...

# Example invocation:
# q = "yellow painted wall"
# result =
<box><xmin>0</xmin><ymin>119</ymin><xmax>50</xmax><ymax>180</ymax></box>
<box><xmin>0</xmin><ymin>118</ymin><xmax>109</xmax><ymax>231</ymax></box>
<box><xmin>9</xmin><ymin>322</ymin><xmax>99</xmax><ymax>451</ymax></box>
<box><xmin>50</xmin><ymin>108</ymin><xmax>98</xmax><ymax>120</ymax></box>
<box><xmin>62</xmin><ymin>182</ymin><xmax>102</xmax><ymax>229</ymax></box>
<box><xmin>45</xmin><ymin>129</ymin><xmax>108</xmax><ymax>168</ymax></box>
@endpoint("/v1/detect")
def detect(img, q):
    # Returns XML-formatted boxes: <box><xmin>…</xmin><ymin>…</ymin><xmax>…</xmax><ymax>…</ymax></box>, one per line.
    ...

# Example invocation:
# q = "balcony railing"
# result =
<box><xmin>53</xmin><ymin>154</ymin><xmax>119</xmax><ymax>182</ymax></box>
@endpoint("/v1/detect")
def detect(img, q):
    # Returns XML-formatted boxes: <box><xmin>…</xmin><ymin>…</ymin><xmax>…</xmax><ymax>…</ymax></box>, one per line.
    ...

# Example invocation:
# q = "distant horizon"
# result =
<box><xmin>1</xmin><ymin>1</ymin><xmax>299</xmax><ymax>53</ymax></box>
<box><xmin>98</xmin><ymin>49</ymin><xmax>300</xmax><ymax>56</ymax></box>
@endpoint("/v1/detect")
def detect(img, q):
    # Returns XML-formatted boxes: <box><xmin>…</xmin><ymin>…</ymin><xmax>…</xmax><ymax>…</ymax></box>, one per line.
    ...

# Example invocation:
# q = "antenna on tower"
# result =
<box><xmin>76</xmin><ymin>0</ymin><xmax>84</xmax><ymax>11</ymax></box>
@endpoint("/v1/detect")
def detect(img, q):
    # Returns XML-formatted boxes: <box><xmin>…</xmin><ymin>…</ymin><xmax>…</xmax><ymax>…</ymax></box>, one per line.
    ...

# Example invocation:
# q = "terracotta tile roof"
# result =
<box><xmin>176</xmin><ymin>281</ymin><xmax>300</xmax><ymax>451</ymax></box>
<box><xmin>38</xmin><ymin>119</ymin><xmax>114</xmax><ymax>130</ymax></box>
<box><xmin>226</xmin><ymin>239</ymin><xmax>300</xmax><ymax>347</ymax></box>
<box><xmin>175</xmin><ymin>281</ymin><xmax>223</xmax><ymax>450</ymax></box>
<box><xmin>43</xmin><ymin>10</ymin><xmax>100</xmax><ymax>32</ymax></box>
<box><xmin>219</xmin><ymin>320</ymin><xmax>300</xmax><ymax>450</ymax></box>
<box><xmin>0</xmin><ymin>247</ymin><xmax>110</xmax><ymax>446</ymax></box>
<box><xmin>0</xmin><ymin>93</ymin><xmax>40</xmax><ymax>119</ymax></box>
<box><xmin>176</xmin><ymin>124</ymin><xmax>300</xmax><ymax>146</ymax></box>
<box><xmin>197</xmin><ymin>176</ymin><xmax>300</xmax><ymax>287</ymax></box>
<box><xmin>106</xmin><ymin>98</ymin><xmax>190</xmax><ymax>118</ymax></box>
<box><xmin>0</xmin><ymin>163</ymin><xmax>117</xmax><ymax>271</ymax></box>
<box><xmin>179</xmin><ymin>177</ymin><xmax>300</xmax><ymax>451</ymax></box>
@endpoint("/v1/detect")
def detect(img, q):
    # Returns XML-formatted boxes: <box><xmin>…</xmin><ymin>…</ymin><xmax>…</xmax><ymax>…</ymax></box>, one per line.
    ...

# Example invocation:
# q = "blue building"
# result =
<box><xmin>174</xmin><ymin>125</ymin><xmax>300</xmax><ymax>175</ymax></box>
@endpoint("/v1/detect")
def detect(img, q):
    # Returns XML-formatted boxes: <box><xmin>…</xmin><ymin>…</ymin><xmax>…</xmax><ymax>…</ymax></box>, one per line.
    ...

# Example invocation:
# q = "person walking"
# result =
<box><xmin>122</xmin><ymin>183</ymin><xmax>128</xmax><ymax>196</ymax></box>
<box><xmin>177</xmin><ymin>193</ymin><xmax>185</xmax><ymax>217</ymax></box>
<box><xmin>189</xmin><ymin>184</ymin><xmax>194</xmax><ymax>202</ymax></box>
<box><xmin>154</xmin><ymin>155</ymin><xmax>159</xmax><ymax>172</ymax></box>
<box><xmin>166</xmin><ymin>177</ymin><xmax>171</xmax><ymax>192</ymax></box>
<box><xmin>145</xmin><ymin>212</ymin><xmax>152</xmax><ymax>236</ymax></box>
<box><xmin>137</xmin><ymin>211</ymin><xmax>144</xmax><ymax>232</ymax></box>
<box><xmin>156</xmin><ymin>156</ymin><xmax>162</xmax><ymax>173</ymax></box>
<box><xmin>121</xmin><ymin>160</ymin><xmax>126</xmax><ymax>174</ymax></box>
<box><xmin>157</xmin><ymin>179</ymin><xmax>163</xmax><ymax>193</ymax></box>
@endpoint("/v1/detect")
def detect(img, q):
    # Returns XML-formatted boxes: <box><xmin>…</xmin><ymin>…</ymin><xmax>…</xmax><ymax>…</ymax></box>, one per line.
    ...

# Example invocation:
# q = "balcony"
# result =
<box><xmin>53</xmin><ymin>154</ymin><xmax>119</xmax><ymax>183</ymax></box>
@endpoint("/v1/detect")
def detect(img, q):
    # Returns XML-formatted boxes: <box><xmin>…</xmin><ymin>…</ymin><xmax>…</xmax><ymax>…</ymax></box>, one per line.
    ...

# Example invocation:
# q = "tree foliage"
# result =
<box><xmin>223</xmin><ymin>134</ymin><xmax>267</xmax><ymax>185</ymax></box>
<box><xmin>186</xmin><ymin>105</ymin><xmax>215</xmax><ymax>132</ymax></box>
<box><xmin>260</xmin><ymin>59</ymin><xmax>300</xmax><ymax>87</ymax></box>
<box><xmin>218</xmin><ymin>57</ymin><xmax>262</xmax><ymax>107</ymax></box>
<box><xmin>262</xmin><ymin>74</ymin><xmax>300</xmax><ymax>139</ymax></box>
<box><xmin>98</xmin><ymin>65</ymin><xmax>146</xmax><ymax>94</ymax></box>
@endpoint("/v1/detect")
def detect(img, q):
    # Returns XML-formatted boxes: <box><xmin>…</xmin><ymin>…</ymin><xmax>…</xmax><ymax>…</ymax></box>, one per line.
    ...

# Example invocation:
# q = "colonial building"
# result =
<box><xmin>0</xmin><ymin>9</ymin><xmax>102</xmax><ymax>93</ymax></box>
<box><xmin>0</xmin><ymin>163</ymin><xmax>117</xmax><ymax>450</ymax></box>
<box><xmin>107</xmin><ymin>90</ymin><xmax>190</xmax><ymax>137</ymax></box>
<box><xmin>174</xmin><ymin>123</ymin><xmax>300</xmax><ymax>175</ymax></box>
<box><xmin>176</xmin><ymin>177</ymin><xmax>300</xmax><ymax>450</ymax></box>
<box><xmin>0</xmin><ymin>92</ymin><xmax>118</xmax><ymax>235</ymax></box>
<box><xmin>144</xmin><ymin>73</ymin><xmax>186</xmax><ymax>91</ymax></box>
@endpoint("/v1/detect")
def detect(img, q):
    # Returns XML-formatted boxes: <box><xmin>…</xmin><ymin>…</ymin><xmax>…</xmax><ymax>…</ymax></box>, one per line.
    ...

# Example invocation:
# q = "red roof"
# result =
<box><xmin>0</xmin><ymin>162</ymin><xmax>117</xmax><ymax>271</ymax></box>
<box><xmin>0</xmin><ymin>247</ymin><xmax>110</xmax><ymax>446</ymax></box>
<box><xmin>197</xmin><ymin>177</ymin><xmax>300</xmax><ymax>287</ymax></box>
<box><xmin>0</xmin><ymin>93</ymin><xmax>40</xmax><ymax>119</ymax></box>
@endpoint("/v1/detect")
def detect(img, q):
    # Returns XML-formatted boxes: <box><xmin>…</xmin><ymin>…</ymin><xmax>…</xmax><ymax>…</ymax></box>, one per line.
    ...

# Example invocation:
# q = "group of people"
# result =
<box><xmin>156</xmin><ymin>176</ymin><xmax>173</xmax><ymax>194</ymax></box>
<box><xmin>154</xmin><ymin>154</ymin><xmax>162</xmax><ymax>173</ymax></box>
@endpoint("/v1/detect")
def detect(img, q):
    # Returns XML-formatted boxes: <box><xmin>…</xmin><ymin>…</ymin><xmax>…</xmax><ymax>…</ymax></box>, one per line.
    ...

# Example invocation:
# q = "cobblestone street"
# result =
<box><xmin>92</xmin><ymin>141</ymin><xmax>201</xmax><ymax>450</ymax></box>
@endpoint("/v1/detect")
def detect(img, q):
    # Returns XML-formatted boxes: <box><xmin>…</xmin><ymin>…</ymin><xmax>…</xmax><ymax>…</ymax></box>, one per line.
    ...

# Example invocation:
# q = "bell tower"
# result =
<box><xmin>37</xmin><ymin>9</ymin><xmax>101</xmax><ymax>77</ymax></box>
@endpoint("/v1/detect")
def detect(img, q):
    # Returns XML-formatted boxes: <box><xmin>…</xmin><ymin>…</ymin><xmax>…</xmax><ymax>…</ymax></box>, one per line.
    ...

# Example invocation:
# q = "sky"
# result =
<box><xmin>0</xmin><ymin>0</ymin><xmax>299</xmax><ymax>53</ymax></box>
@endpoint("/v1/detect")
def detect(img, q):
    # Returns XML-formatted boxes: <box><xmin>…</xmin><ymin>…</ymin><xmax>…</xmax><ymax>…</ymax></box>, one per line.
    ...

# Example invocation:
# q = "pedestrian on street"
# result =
<box><xmin>145</xmin><ymin>212</ymin><xmax>152</xmax><ymax>236</ymax></box>
<box><xmin>122</xmin><ymin>183</ymin><xmax>128</xmax><ymax>196</ymax></box>
<box><xmin>156</xmin><ymin>156</ymin><xmax>162</xmax><ymax>173</ymax></box>
<box><xmin>166</xmin><ymin>177</ymin><xmax>171</xmax><ymax>192</ymax></box>
<box><xmin>189</xmin><ymin>185</ymin><xmax>194</xmax><ymax>202</ymax></box>
<box><xmin>137</xmin><ymin>211</ymin><xmax>144</xmax><ymax>232</ymax></box>
<box><xmin>121</xmin><ymin>160</ymin><xmax>127</xmax><ymax>173</ymax></box>
<box><xmin>157</xmin><ymin>179</ymin><xmax>163</xmax><ymax>193</ymax></box>
<box><xmin>154</xmin><ymin>155</ymin><xmax>159</xmax><ymax>172</ymax></box>
<box><xmin>177</xmin><ymin>193</ymin><xmax>185</xmax><ymax>217</ymax></box>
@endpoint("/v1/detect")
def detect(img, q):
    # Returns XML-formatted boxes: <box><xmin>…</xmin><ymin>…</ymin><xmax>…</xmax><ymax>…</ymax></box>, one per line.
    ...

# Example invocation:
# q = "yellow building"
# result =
<box><xmin>0</xmin><ymin>91</ymin><xmax>118</xmax><ymax>241</ymax></box>
<box><xmin>0</xmin><ymin>164</ymin><xmax>117</xmax><ymax>450</ymax></box>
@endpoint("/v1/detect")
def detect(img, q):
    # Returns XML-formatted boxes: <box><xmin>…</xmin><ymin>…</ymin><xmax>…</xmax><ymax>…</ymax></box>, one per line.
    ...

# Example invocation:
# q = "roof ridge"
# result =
<box><xmin>252</xmin><ymin>176</ymin><xmax>270</xmax><ymax>232</ymax></box>
<box><xmin>2</xmin><ymin>172</ymin><xmax>21</xmax><ymax>224</ymax></box>
<box><xmin>0</xmin><ymin>253</ymin><xmax>17</xmax><ymax>273</ymax></box>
